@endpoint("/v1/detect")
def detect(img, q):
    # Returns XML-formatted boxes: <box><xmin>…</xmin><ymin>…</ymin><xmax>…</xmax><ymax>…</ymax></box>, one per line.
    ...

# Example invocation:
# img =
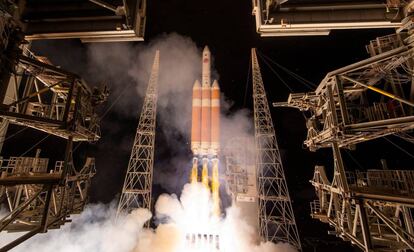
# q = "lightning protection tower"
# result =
<box><xmin>251</xmin><ymin>48</ymin><xmax>301</xmax><ymax>250</ymax></box>
<box><xmin>117</xmin><ymin>50</ymin><xmax>159</xmax><ymax>216</ymax></box>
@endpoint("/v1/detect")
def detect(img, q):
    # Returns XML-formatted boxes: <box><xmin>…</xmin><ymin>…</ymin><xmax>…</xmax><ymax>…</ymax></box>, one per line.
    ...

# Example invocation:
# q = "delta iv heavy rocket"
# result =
<box><xmin>190</xmin><ymin>46</ymin><xmax>221</xmax><ymax>216</ymax></box>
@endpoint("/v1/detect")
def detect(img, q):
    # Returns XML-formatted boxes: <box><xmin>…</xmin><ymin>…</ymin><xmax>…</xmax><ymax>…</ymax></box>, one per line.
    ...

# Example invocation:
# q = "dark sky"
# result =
<box><xmin>3</xmin><ymin>1</ymin><xmax>414</xmax><ymax>252</ymax></box>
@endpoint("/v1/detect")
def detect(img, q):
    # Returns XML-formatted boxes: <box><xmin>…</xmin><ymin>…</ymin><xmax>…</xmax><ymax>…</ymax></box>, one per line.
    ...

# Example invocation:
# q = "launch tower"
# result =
<box><xmin>117</xmin><ymin>51</ymin><xmax>159</xmax><ymax>217</ymax></box>
<box><xmin>251</xmin><ymin>48</ymin><xmax>302</xmax><ymax>250</ymax></box>
<box><xmin>275</xmin><ymin>16</ymin><xmax>414</xmax><ymax>251</ymax></box>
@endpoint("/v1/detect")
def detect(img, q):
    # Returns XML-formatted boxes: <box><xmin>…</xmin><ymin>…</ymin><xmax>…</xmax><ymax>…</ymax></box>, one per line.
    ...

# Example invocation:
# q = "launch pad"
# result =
<box><xmin>185</xmin><ymin>233</ymin><xmax>220</xmax><ymax>251</ymax></box>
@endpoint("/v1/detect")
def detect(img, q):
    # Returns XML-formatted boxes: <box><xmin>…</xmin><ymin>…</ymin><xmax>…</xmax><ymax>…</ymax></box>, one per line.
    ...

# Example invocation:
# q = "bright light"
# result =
<box><xmin>149</xmin><ymin>183</ymin><xmax>297</xmax><ymax>252</ymax></box>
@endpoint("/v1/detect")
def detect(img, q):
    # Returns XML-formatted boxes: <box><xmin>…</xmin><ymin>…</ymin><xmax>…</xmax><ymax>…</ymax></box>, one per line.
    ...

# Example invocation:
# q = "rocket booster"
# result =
<box><xmin>191</xmin><ymin>80</ymin><xmax>201</xmax><ymax>154</ymax></box>
<box><xmin>210</xmin><ymin>80</ymin><xmax>220</xmax><ymax>156</ymax></box>
<box><xmin>190</xmin><ymin>46</ymin><xmax>221</xmax><ymax>216</ymax></box>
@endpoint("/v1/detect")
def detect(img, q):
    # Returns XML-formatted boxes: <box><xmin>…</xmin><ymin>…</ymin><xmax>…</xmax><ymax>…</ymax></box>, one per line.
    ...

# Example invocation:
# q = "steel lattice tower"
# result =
<box><xmin>117</xmin><ymin>50</ymin><xmax>159</xmax><ymax>215</ymax></box>
<box><xmin>251</xmin><ymin>48</ymin><xmax>301</xmax><ymax>250</ymax></box>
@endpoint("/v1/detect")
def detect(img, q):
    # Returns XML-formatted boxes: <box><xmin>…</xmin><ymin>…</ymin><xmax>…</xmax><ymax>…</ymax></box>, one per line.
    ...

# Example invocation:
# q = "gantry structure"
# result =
<box><xmin>0</xmin><ymin>152</ymin><xmax>97</xmax><ymax>251</ymax></box>
<box><xmin>251</xmin><ymin>48</ymin><xmax>301</xmax><ymax>250</ymax></box>
<box><xmin>0</xmin><ymin>1</ymin><xmax>146</xmax><ymax>249</ymax></box>
<box><xmin>0</xmin><ymin>5</ymin><xmax>107</xmax><ymax>250</ymax></box>
<box><xmin>4</xmin><ymin>0</ymin><xmax>147</xmax><ymax>43</ymax></box>
<box><xmin>224</xmin><ymin>137</ymin><xmax>257</xmax><ymax>203</ymax></box>
<box><xmin>274</xmin><ymin>14</ymin><xmax>414</xmax><ymax>252</ymax></box>
<box><xmin>223</xmin><ymin>137</ymin><xmax>259</xmax><ymax>234</ymax></box>
<box><xmin>0</xmin><ymin>48</ymin><xmax>104</xmax><ymax>142</ymax></box>
<box><xmin>117</xmin><ymin>50</ymin><xmax>159</xmax><ymax>216</ymax></box>
<box><xmin>252</xmin><ymin>0</ymin><xmax>409</xmax><ymax>37</ymax></box>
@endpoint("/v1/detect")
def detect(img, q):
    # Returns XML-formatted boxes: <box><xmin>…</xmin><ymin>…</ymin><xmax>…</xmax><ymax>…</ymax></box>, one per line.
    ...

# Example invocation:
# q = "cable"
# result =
<box><xmin>344</xmin><ymin>150</ymin><xmax>364</xmax><ymax>170</ymax></box>
<box><xmin>99</xmin><ymin>84</ymin><xmax>132</xmax><ymax>120</ymax></box>
<box><xmin>243</xmin><ymin>57</ymin><xmax>251</xmax><ymax>107</ymax></box>
<box><xmin>384</xmin><ymin>136</ymin><xmax>414</xmax><ymax>159</ymax></box>
<box><xmin>259</xmin><ymin>50</ymin><xmax>316</xmax><ymax>88</ymax></box>
<box><xmin>395</xmin><ymin>132</ymin><xmax>414</xmax><ymax>144</ymax></box>
<box><xmin>73</xmin><ymin>142</ymin><xmax>82</xmax><ymax>153</ymax></box>
<box><xmin>257</xmin><ymin>51</ymin><xmax>294</xmax><ymax>92</ymax></box>
<box><xmin>0</xmin><ymin>126</ymin><xmax>29</xmax><ymax>145</ymax></box>
<box><xmin>19</xmin><ymin>134</ymin><xmax>51</xmax><ymax>157</ymax></box>
<box><xmin>268</xmin><ymin>56</ymin><xmax>316</xmax><ymax>89</ymax></box>
<box><xmin>258</xmin><ymin>50</ymin><xmax>317</xmax><ymax>89</ymax></box>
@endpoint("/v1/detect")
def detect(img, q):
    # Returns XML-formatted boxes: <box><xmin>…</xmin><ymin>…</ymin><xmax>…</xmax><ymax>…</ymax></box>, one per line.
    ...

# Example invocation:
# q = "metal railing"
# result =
<box><xmin>347</xmin><ymin>170</ymin><xmax>414</xmax><ymax>197</ymax></box>
<box><xmin>310</xmin><ymin>200</ymin><xmax>321</xmax><ymax>214</ymax></box>
<box><xmin>54</xmin><ymin>161</ymin><xmax>64</xmax><ymax>172</ymax></box>
<box><xmin>366</xmin><ymin>33</ymin><xmax>403</xmax><ymax>57</ymax></box>
<box><xmin>0</xmin><ymin>157</ymin><xmax>49</xmax><ymax>174</ymax></box>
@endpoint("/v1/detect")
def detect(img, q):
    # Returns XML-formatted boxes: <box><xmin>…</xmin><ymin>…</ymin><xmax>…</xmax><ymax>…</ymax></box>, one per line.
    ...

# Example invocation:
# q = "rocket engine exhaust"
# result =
<box><xmin>190</xmin><ymin>46</ymin><xmax>221</xmax><ymax>217</ymax></box>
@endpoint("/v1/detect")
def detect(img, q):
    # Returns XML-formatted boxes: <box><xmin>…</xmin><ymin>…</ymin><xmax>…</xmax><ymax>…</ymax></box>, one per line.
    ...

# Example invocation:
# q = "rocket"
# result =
<box><xmin>191</xmin><ymin>46</ymin><xmax>220</xmax><ymax>156</ymax></box>
<box><xmin>190</xmin><ymin>46</ymin><xmax>221</xmax><ymax>216</ymax></box>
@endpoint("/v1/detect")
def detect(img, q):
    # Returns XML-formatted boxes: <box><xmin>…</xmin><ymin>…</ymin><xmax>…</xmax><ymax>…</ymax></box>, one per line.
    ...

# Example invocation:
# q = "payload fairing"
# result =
<box><xmin>190</xmin><ymin>46</ymin><xmax>221</xmax><ymax>216</ymax></box>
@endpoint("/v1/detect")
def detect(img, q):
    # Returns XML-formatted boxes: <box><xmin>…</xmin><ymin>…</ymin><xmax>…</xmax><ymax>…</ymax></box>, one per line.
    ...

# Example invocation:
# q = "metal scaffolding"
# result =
<box><xmin>117</xmin><ymin>50</ymin><xmax>159</xmax><ymax>216</ymax></box>
<box><xmin>22</xmin><ymin>0</ymin><xmax>147</xmax><ymax>43</ymax></box>
<box><xmin>251</xmin><ymin>48</ymin><xmax>301</xmax><ymax>250</ymax></box>
<box><xmin>252</xmin><ymin>0</ymin><xmax>406</xmax><ymax>37</ymax></box>
<box><xmin>223</xmin><ymin>137</ymin><xmax>259</xmax><ymax>235</ymax></box>
<box><xmin>0</xmin><ymin>151</ymin><xmax>96</xmax><ymax>251</ymax></box>
<box><xmin>274</xmin><ymin>30</ymin><xmax>414</xmax><ymax>152</ymax></box>
<box><xmin>274</xmin><ymin>15</ymin><xmax>414</xmax><ymax>252</ymax></box>
<box><xmin>0</xmin><ymin>8</ymin><xmax>106</xmax><ymax>248</ymax></box>
<box><xmin>224</xmin><ymin>137</ymin><xmax>257</xmax><ymax>203</ymax></box>
<box><xmin>0</xmin><ymin>48</ymin><xmax>106</xmax><ymax>142</ymax></box>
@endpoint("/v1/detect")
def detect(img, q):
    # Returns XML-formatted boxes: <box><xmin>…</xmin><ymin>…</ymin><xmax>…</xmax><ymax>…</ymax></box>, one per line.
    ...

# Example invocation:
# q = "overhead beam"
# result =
<box><xmin>89</xmin><ymin>0</ymin><xmax>118</xmax><ymax>13</ymax></box>
<box><xmin>252</xmin><ymin>0</ymin><xmax>403</xmax><ymax>36</ymax></box>
<box><xmin>22</xmin><ymin>0</ymin><xmax>146</xmax><ymax>42</ymax></box>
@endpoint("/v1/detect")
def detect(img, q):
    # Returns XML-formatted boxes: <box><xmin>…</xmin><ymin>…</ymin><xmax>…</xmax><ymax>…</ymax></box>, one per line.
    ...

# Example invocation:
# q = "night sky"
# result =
<box><xmin>3</xmin><ymin>1</ymin><xmax>414</xmax><ymax>252</ymax></box>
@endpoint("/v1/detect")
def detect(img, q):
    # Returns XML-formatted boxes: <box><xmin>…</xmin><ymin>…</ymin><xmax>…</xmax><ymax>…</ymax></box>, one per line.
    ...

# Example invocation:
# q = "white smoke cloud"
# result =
<box><xmin>133</xmin><ymin>183</ymin><xmax>297</xmax><ymax>252</ymax></box>
<box><xmin>87</xmin><ymin>33</ymin><xmax>250</xmax><ymax>153</ymax></box>
<box><xmin>1</xmin><ymin>183</ymin><xmax>296</xmax><ymax>252</ymax></box>
<box><xmin>86</xmin><ymin>33</ymin><xmax>257</xmax><ymax>192</ymax></box>
<box><xmin>87</xmin><ymin>34</ymin><xmax>199</xmax><ymax>138</ymax></box>
<box><xmin>0</xmin><ymin>203</ymin><xmax>148</xmax><ymax>252</ymax></box>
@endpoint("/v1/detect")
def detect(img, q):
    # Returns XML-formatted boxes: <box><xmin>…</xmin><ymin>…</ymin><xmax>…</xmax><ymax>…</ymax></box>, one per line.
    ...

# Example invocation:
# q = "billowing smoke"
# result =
<box><xmin>0</xmin><ymin>34</ymin><xmax>296</xmax><ymax>251</ymax></box>
<box><xmin>134</xmin><ymin>183</ymin><xmax>296</xmax><ymax>252</ymax></box>
<box><xmin>87</xmin><ymin>33</ymin><xmax>251</xmax><ymax>155</ymax></box>
<box><xmin>1</xmin><ymin>184</ymin><xmax>295</xmax><ymax>252</ymax></box>
<box><xmin>87</xmin><ymin>33</ymin><xmax>200</xmax><ymax>137</ymax></box>
<box><xmin>0</xmin><ymin>203</ymin><xmax>149</xmax><ymax>252</ymax></box>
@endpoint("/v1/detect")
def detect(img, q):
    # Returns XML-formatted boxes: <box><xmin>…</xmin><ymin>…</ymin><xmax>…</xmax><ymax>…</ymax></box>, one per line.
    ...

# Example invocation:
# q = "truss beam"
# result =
<box><xmin>275</xmin><ymin>28</ymin><xmax>414</xmax><ymax>151</ymax></box>
<box><xmin>117</xmin><ymin>50</ymin><xmax>159</xmax><ymax>216</ymax></box>
<box><xmin>252</xmin><ymin>0</ymin><xmax>405</xmax><ymax>37</ymax></box>
<box><xmin>0</xmin><ymin>151</ymin><xmax>96</xmax><ymax>251</ymax></box>
<box><xmin>251</xmin><ymin>48</ymin><xmax>301</xmax><ymax>250</ymax></box>
<box><xmin>276</xmin><ymin>16</ymin><xmax>414</xmax><ymax>252</ymax></box>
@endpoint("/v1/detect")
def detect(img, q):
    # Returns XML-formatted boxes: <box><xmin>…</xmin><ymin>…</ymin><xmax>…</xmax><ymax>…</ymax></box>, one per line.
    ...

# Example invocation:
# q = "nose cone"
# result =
<box><xmin>203</xmin><ymin>46</ymin><xmax>210</xmax><ymax>60</ymax></box>
<box><xmin>212</xmin><ymin>80</ymin><xmax>219</xmax><ymax>89</ymax></box>
<box><xmin>193</xmin><ymin>80</ymin><xmax>201</xmax><ymax>89</ymax></box>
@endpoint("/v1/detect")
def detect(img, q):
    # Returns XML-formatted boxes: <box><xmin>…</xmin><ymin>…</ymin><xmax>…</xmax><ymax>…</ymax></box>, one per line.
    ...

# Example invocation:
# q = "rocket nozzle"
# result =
<box><xmin>190</xmin><ymin>158</ymin><xmax>198</xmax><ymax>184</ymax></box>
<box><xmin>211</xmin><ymin>158</ymin><xmax>220</xmax><ymax>217</ymax></box>
<box><xmin>201</xmin><ymin>158</ymin><xmax>209</xmax><ymax>188</ymax></box>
